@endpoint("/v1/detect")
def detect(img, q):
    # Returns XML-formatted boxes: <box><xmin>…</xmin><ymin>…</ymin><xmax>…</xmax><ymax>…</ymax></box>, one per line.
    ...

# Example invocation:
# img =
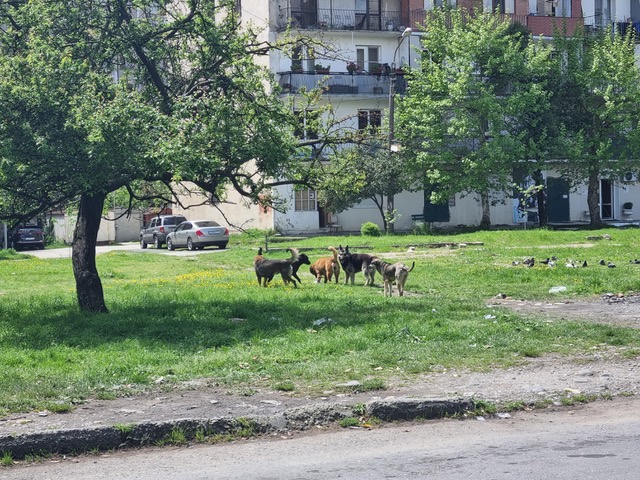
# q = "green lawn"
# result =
<box><xmin>1</xmin><ymin>228</ymin><xmax>640</xmax><ymax>416</ymax></box>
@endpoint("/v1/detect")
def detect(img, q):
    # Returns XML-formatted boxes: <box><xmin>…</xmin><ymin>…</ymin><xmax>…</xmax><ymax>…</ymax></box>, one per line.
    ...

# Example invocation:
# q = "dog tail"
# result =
<box><xmin>328</xmin><ymin>246</ymin><xmax>338</xmax><ymax>261</ymax></box>
<box><xmin>287</xmin><ymin>247</ymin><xmax>300</xmax><ymax>262</ymax></box>
<box><xmin>407</xmin><ymin>261</ymin><xmax>415</xmax><ymax>272</ymax></box>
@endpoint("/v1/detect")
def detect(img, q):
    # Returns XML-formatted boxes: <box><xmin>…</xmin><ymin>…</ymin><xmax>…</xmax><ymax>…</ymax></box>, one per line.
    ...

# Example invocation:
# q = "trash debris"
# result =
<box><xmin>549</xmin><ymin>286</ymin><xmax>567</xmax><ymax>294</ymax></box>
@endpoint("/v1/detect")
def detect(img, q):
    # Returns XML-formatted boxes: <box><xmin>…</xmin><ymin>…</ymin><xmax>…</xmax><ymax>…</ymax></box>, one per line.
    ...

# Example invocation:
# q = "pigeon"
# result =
<box><xmin>523</xmin><ymin>257</ymin><xmax>534</xmax><ymax>266</ymax></box>
<box><xmin>541</xmin><ymin>258</ymin><xmax>550</xmax><ymax>265</ymax></box>
<box><xmin>548</xmin><ymin>260</ymin><xmax>556</xmax><ymax>267</ymax></box>
<box><xmin>551</xmin><ymin>256</ymin><xmax>558</xmax><ymax>261</ymax></box>
<box><xmin>512</xmin><ymin>261</ymin><xmax>521</xmax><ymax>266</ymax></box>
<box><xmin>565</xmin><ymin>262</ymin><xmax>576</xmax><ymax>268</ymax></box>
<box><xmin>608</xmin><ymin>262</ymin><xmax>616</xmax><ymax>268</ymax></box>
<box><xmin>599</xmin><ymin>259</ymin><xmax>606</xmax><ymax>266</ymax></box>
<box><xmin>527</xmin><ymin>258</ymin><xmax>535</xmax><ymax>268</ymax></box>
<box><xmin>582</xmin><ymin>260</ymin><xmax>588</xmax><ymax>268</ymax></box>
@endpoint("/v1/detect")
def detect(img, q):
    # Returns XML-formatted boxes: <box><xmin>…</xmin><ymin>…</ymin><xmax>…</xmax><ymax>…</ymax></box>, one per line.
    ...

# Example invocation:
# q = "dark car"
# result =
<box><xmin>12</xmin><ymin>224</ymin><xmax>45</xmax><ymax>250</ymax></box>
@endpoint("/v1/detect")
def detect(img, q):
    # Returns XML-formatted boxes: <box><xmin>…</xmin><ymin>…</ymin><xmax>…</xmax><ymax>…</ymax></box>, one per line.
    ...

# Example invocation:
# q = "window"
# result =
<box><xmin>294</xmin><ymin>110</ymin><xmax>319</xmax><ymax>139</ymax></box>
<box><xmin>295</xmin><ymin>189</ymin><xmax>317</xmax><ymax>211</ymax></box>
<box><xmin>356</xmin><ymin>46</ymin><xmax>380</xmax><ymax>72</ymax></box>
<box><xmin>292</xmin><ymin>44</ymin><xmax>315</xmax><ymax>72</ymax></box>
<box><xmin>358</xmin><ymin>109</ymin><xmax>381</xmax><ymax>131</ymax></box>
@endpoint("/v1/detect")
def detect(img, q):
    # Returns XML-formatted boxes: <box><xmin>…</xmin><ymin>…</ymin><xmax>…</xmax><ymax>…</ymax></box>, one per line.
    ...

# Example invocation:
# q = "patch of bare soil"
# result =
<box><xmin>490</xmin><ymin>292</ymin><xmax>640</xmax><ymax>328</ymax></box>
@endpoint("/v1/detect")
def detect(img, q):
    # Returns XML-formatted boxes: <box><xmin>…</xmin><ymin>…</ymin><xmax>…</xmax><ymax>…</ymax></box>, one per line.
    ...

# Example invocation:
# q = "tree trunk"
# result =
<box><xmin>72</xmin><ymin>193</ymin><xmax>108</xmax><ymax>313</ymax></box>
<box><xmin>480</xmin><ymin>191</ymin><xmax>491</xmax><ymax>228</ymax></box>
<box><xmin>533</xmin><ymin>169</ymin><xmax>547</xmax><ymax>227</ymax></box>
<box><xmin>587</xmin><ymin>169</ymin><xmax>602</xmax><ymax>228</ymax></box>
<box><xmin>385</xmin><ymin>194</ymin><xmax>395</xmax><ymax>234</ymax></box>
<box><xmin>371</xmin><ymin>195</ymin><xmax>387</xmax><ymax>233</ymax></box>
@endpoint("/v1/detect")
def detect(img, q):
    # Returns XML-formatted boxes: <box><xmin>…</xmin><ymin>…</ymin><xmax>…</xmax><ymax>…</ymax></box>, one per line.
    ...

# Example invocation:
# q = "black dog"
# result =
<box><xmin>337</xmin><ymin>245</ymin><xmax>377</xmax><ymax>286</ymax></box>
<box><xmin>291</xmin><ymin>252</ymin><xmax>311</xmax><ymax>284</ymax></box>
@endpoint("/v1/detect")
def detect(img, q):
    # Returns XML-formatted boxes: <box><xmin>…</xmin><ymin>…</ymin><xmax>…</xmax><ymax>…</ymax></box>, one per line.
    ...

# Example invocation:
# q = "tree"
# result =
<box><xmin>396</xmin><ymin>9</ymin><xmax>549</xmax><ymax>227</ymax></box>
<box><xmin>0</xmin><ymin>1</ymin><xmax>304</xmax><ymax>312</ymax></box>
<box><xmin>549</xmin><ymin>28</ymin><xmax>640</xmax><ymax>227</ymax></box>
<box><xmin>318</xmin><ymin>141</ymin><xmax>414</xmax><ymax>233</ymax></box>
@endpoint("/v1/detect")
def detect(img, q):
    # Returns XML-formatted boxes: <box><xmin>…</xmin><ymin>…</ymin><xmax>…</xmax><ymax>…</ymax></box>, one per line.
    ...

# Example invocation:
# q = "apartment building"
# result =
<box><xmin>172</xmin><ymin>0</ymin><xmax>640</xmax><ymax>233</ymax></box>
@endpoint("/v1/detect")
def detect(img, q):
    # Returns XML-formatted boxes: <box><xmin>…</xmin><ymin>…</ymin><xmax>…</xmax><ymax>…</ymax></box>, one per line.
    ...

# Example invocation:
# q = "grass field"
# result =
<box><xmin>1</xmin><ymin>227</ymin><xmax>640</xmax><ymax>416</ymax></box>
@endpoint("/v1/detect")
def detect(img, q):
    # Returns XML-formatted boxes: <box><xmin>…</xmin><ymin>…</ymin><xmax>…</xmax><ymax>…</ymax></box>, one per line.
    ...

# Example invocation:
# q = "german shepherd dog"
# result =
<box><xmin>371</xmin><ymin>258</ymin><xmax>415</xmax><ymax>297</ymax></box>
<box><xmin>254</xmin><ymin>247</ymin><xmax>300</xmax><ymax>287</ymax></box>
<box><xmin>309</xmin><ymin>246</ymin><xmax>341</xmax><ymax>283</ymax></box>
<box><xmin>338</xmin><ymin>245</ymin><xmax>377</xmax><ymax>286</ymax></box>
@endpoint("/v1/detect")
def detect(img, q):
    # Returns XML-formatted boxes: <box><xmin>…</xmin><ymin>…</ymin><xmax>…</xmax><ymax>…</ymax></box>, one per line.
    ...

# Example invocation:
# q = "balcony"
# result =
<box><xmin>278</xmin><ymin>71</ymin><xmax>407</xmax><ymax>96</ymax></box>
<box><xmin>409</xmin><ymin>9</ymin><xmax>582</xmax><ymax>38</ymax></box>
<box><xmin>277</xmin><ymin>7</ymin><xmax>409</xmax><ymax>32</ymax></box>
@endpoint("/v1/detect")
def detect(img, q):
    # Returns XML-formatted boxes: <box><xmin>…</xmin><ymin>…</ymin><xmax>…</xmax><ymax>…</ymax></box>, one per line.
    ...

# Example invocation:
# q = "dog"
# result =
<box><xmin>254</xmin><ymin>247</ymin><xmax>300</xmax><ymax>288</ymax></box>
<box><xmin>291</xmin><ymin>252</ymin><xmax>311</xmax><ymax>284</ymax></box>
<box><xmin>338</xmin><ymin>245</ymin><xmax>377</xmax><ymax>286</ymax></box>
<box><xmin>371</xmin><ymin>258</ymin><xmax>415</xmax><ymax>297</ymax></box>
<box><xmin>309</xmin><ymin>246</ymin><xmax>341</xmax><ymax>283</ymax></box>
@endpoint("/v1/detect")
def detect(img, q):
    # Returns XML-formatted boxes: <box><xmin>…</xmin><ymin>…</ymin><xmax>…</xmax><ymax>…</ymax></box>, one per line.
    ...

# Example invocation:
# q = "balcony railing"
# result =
<box><xmin>277</xmin><ymin>7</ymin><xmax>409</xmax><ymax>32</ymax></box>
<box><xmin>278</xmin><ymin>71</ymin><xmax>407</xmax><ymax>96</ymax></box>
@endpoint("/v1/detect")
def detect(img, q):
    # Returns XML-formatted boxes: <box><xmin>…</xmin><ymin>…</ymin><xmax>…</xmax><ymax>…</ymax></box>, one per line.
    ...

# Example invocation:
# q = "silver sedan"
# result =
<box><xmin>166</xmin><ymin>220</ymin><xmax>229</xmax><ymax>251</ymax></box>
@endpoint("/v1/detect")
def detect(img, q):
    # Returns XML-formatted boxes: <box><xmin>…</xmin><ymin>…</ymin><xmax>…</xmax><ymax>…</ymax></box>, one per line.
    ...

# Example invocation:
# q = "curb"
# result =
<box><xmin>0</xmin><ymin>397</ymin><xmax>473</xmax><ymax>459</ymax></box>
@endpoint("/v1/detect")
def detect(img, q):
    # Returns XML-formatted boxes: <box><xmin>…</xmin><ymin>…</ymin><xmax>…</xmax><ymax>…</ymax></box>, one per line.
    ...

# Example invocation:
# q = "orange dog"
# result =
<box><xmin>310</xmin><ymin>246</ymin><xmax>341</xmax><ymax>283</ymax></box>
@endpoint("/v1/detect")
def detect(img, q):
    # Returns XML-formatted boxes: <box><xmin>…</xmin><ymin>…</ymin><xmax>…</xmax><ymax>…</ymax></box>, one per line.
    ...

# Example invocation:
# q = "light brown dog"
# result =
<box><xmin>371</xmin><ymin>258</ymin><xmax>415</xmax><ymax>297</ymax></box>
<box><xmin>310</xmin><ymin>246</ymin><xmax>341</xmax><ymax>283</ymax></box>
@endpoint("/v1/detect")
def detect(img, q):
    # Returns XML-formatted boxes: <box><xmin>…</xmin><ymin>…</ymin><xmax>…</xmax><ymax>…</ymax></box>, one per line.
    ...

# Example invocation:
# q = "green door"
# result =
<box><xmin>547</xmin><ymin>177</ymin><xmax>570</xmax><ymax>222</ymax></box>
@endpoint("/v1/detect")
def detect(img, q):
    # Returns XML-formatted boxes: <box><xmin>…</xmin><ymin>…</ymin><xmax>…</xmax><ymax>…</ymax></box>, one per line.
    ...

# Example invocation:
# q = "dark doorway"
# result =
<box><xmin>547</xmin><ymin>177</ymin><xmax>570</xmax><ymax>222</ymax></box>
<box><xmin>423</xmin><ymin>188</ymin><xmax>450</xmax><ymax>222</ymax></box>
<box><xmin>600</xmin><ymin>179</ymin><xmax>613</xmax><ymax>219</ymax></box>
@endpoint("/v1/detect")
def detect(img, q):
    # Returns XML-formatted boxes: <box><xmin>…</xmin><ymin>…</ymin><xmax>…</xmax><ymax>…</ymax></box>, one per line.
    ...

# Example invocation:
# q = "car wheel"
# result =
<box><xmin>154</xmin><ymin>236</ymin><xmax>162</xmax><ymax>249</ymax></box>
<box><xmin>39</xmin><ymin>243</ymin><xmax>45</xmax><ymax>250</ymax></box>
<box><xmin>219</xmin><ymin>243</ymin><xmax>228</xmax><ymax>249</ymax></box>
<box><xmin>187</xmin><ymin>238</ymin><xmax>195</xmax><ymax>251</ymax></box>
<box><xmin>167</xmin><ymin>238</ymin><xmax>175</xmax><ymax>251</ymax></box>
<box><xmin>140</xmin><ymin>237</ymin><xmax>148</xmax><ymax>249</ymax></box>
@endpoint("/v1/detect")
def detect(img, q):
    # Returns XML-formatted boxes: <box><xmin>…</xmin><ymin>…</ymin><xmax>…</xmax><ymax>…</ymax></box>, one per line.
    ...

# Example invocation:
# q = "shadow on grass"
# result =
<box><xmin>1</xmin><ymin>289</ymin><xmax>436</xmax><ymax>353</ymax></box>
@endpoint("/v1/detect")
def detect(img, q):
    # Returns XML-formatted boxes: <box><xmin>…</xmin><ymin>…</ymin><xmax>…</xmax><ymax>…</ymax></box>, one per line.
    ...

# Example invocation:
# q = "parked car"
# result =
<box><xmin>12</xmin><ymin>224</ymin><xmax>45</xmax><ymax>250</ymax></box>
<box><xmin>166</xmin><ymin>220</ymin><xmax>229</xmax><ymax>251</ymax></box>
<box><xmin>140</xmin><ymin>214</ymin><xmax>188</xmax><ymax>249</ymax></box>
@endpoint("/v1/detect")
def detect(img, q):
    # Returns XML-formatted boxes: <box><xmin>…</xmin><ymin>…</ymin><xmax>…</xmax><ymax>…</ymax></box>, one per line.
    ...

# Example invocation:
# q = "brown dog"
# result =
<box><xmin>309</xmin><ymin>246</ymin><xmax>341</xmax><ymax>283</ymax></box>
<box><xmin>371</xmin><ymin>258</ymin><xmax>415</xmax><ymax>297</ymax></box>
<box><xmin>254</xmin><ymin>247</ymin><xmax>299</xmax><ymax>287</ymax></box>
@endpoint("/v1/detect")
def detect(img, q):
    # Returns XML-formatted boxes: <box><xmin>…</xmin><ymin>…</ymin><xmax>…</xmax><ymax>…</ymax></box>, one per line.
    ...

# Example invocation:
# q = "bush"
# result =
<box><xmin>360</xmin><ymin>222</ymin><xmax>381</xmax><ymax>236</ymax></box>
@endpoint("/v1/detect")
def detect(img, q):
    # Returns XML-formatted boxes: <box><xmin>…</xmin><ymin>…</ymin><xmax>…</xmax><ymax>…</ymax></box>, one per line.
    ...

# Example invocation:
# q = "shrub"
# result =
<box><xmin>360</xmin><ymin>222</ymin><xmax>381</xmax><ymax>236</ymax></box>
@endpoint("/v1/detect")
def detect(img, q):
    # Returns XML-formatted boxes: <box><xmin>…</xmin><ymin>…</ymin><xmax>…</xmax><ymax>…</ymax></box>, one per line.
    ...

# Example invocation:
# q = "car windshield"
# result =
<box><xmin>19</xmin><ymin>226</ymin><xmax>41</xmax><ymax>231</ymax></box>
<box><xmin>194</xmin><ymin>221</ymin><xmax>220</xmax><ymax>228</ymax></box>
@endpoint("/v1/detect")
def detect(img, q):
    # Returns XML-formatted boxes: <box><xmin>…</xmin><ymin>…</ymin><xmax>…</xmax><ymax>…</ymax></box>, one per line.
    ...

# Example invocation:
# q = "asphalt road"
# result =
<box><xmin>4</xmin><ymin>397</ymin><xmax>640</xmax><ymax>480</ymax></box>
<box><xmin>24</xmin><ymin>242</ymin><xmax>226</xmax><ymax>259</ymax></box>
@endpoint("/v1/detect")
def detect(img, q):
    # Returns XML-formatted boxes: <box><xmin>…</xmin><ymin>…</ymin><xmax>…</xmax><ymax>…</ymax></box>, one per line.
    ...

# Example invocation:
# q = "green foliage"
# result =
<box><xmin>398</xmin><ymin>10</ymin><xmax>549</xmax><ymax>224</ymax></box>
<box><xmin>0</xmin><ymin>1</ymin><xmax>310</xmax><ymax>311</ymax></box>
<box><xmin>1</xmin><ymin>451</ymin><xmax>13</xmax><ymax>466</ymax></box>
<box><xmin>360</xmin><ymin>222</ymin><xmax>381</xmax><ymax>237</ymax></box>
<box><xmin>339</xmin><ymin>417</ymin><xmax>361</xmax><ymax>428</ymax></box>
<box><xmin>549</xmin><ymin>28</ymin><xmax>640</xmax><ymax>225</ymax></box>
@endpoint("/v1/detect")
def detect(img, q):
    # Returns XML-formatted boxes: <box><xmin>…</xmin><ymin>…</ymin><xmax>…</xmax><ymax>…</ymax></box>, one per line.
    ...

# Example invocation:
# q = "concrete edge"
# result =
<box><xmin>0</xmin><ymin>397</ymin><xmax>474</xmax><ymax>460</ymax></box>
